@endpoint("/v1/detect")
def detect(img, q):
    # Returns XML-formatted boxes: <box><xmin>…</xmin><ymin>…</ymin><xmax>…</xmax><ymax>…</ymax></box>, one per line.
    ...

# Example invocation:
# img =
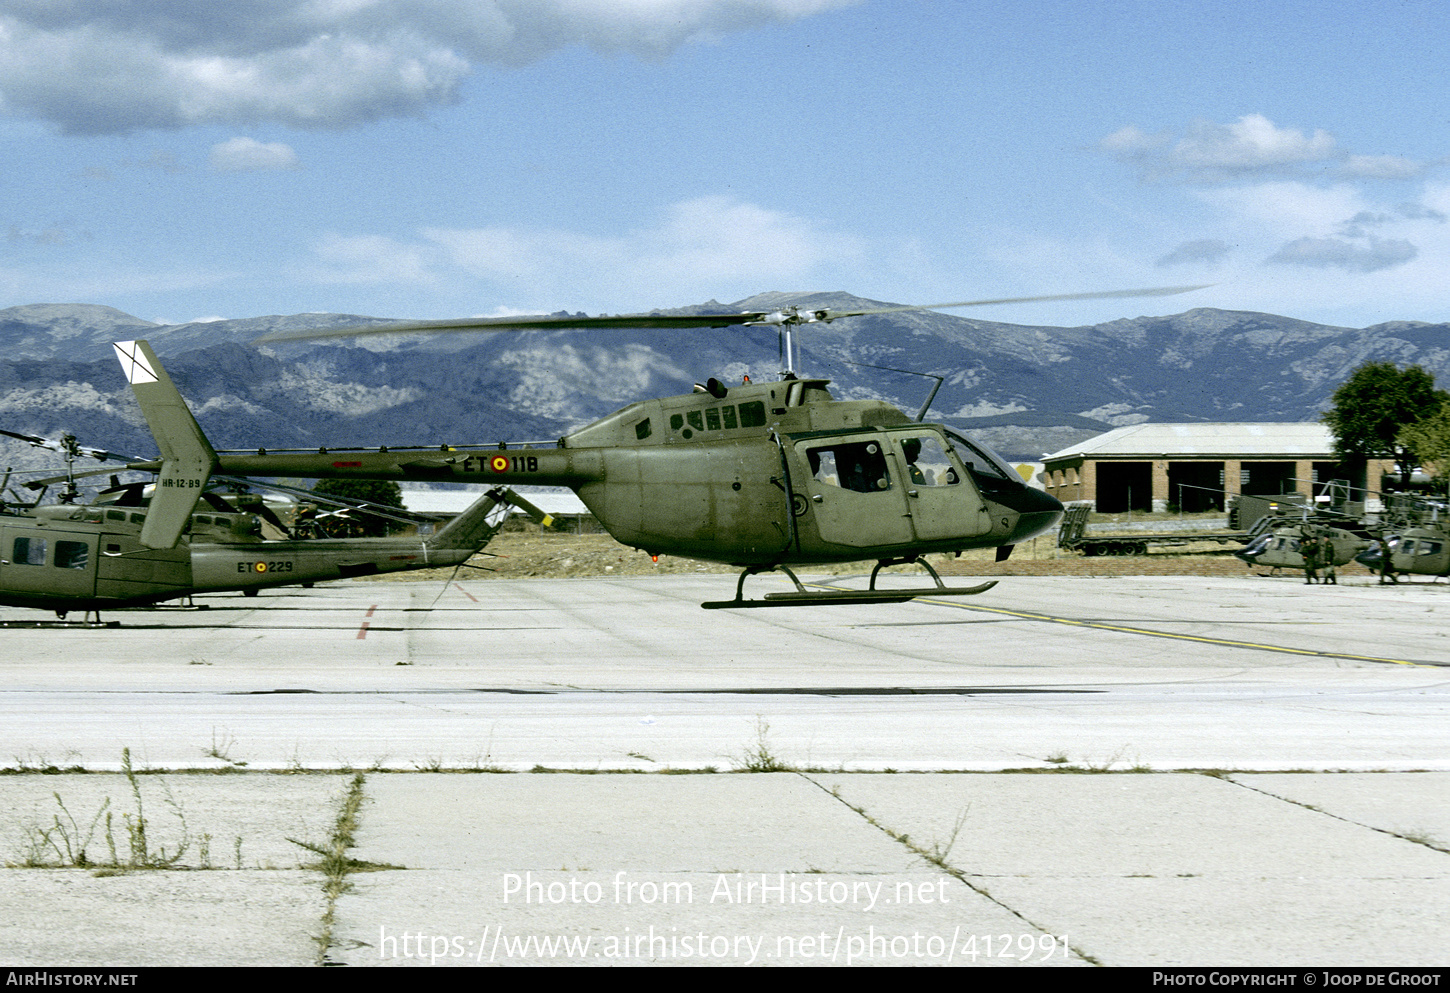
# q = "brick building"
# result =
<box><xmin>1041</xmin><ymin>423</ymin><xmax>1391</xmax><ymax>513</ymax></box>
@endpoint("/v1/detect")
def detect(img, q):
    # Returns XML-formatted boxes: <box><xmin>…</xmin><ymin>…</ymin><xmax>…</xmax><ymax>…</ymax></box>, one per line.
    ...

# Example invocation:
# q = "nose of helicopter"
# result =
<box><xmin>1234</xmin><ymin>535</ymin><xmax>1269</xmax><ymax>564</ymax></box>
<box><xmin>994</xmin><ymin>483</ymin><xmax>1064</xmax><ymax>544</ymax></box>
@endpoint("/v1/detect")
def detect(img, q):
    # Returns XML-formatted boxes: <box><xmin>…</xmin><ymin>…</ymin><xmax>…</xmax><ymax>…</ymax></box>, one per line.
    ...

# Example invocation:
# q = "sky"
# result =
<box><xmin>3</xmin><ymin>0</ymin><xmax>1450</xmax><ymax>331</ymax></box>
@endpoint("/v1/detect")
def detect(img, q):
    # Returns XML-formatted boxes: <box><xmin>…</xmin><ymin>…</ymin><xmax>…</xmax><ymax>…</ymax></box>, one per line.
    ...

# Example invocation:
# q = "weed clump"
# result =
<box><xmin>10</xmin><ymin>748</ymin><xmax>194</xmax><ymax>870</ymax></box>
<box><xmin>732</xmin><ymin>718</ymin><xmax>793</xmax><ymax>773</ymax></box>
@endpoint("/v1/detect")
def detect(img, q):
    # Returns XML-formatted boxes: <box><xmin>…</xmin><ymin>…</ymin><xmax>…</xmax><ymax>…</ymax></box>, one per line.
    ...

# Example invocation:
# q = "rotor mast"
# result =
<box><xmin>742</xmin><ymin>305</ymin><xmax>833</xmax><ymax>378</ymax></box>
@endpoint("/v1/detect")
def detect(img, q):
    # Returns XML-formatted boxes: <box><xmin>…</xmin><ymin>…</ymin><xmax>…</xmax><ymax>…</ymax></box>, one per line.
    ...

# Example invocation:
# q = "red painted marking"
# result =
<box><xmin>454</xmin><ymin>583</ymin><xmax>479</xmax><ymax>603</ymax></box>
<box><xmin>332</xmin><ymin>461</ymin><xmax>363</xmax><ymax>468</ymax></box>
<box><xmin>489</xmin><ymin>455</ymin><xmax>509</xmax><ymax>473</ymax></box>
<box><xmin>357</xmin><ymin>603</ymin><xmax>378</xmax><ymax>638</ymax></box>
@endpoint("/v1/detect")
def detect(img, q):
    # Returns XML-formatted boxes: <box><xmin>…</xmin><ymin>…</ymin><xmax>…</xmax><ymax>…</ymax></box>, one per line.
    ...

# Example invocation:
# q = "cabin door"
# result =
<box><xmin>887</xmin><ymin>431</ymin><xmax>993</xmax><ymax>542</ymax></box>
<box><xmin>0</xmin><ymin>527</ymin><xmax>98</xmax><ymax>598</ymax></box>
<box><xmin>792</xmin><ymin>435</ymin><xmax>914</xmax><ymax>548</ymax></box>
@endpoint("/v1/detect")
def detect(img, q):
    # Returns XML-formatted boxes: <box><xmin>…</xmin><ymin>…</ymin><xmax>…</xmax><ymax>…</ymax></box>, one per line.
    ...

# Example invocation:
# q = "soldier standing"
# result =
<box><xmin>1379</xmin><ymin>534</ymin><xmax>1398</xmax><ymax>585</ymax></box>
<box><xmin>1318</xmin><ymin>533</ymin><xmax>1337</xmax><ymax>585</ymax></box>
<box><xmin>1300</xmin><ymin>529</ymin><xmax>1320</xmax><ymax>584</ymax></box>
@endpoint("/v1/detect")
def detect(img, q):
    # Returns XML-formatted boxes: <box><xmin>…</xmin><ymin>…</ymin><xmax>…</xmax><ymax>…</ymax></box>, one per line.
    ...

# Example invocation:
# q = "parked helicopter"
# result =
<box><xmin>113</xmin><ymin>285</ymin><xmax>1205</xmax><ymax>608</ymax></box>
<box><xmin>1234</xmin><ymin>522</ymin><xmax>1369</xmax><ymax>575</ymax></box>
<box><xmin>1386</xmin><ymin>521</ymin><xmax>1450</xmax><ymax>580</ymax></box>
<box><xmin>0</xmin><ymin>483</ymin><xmax>536</xmax><ymax>622</ymax></box>
<box><xmin>0</xmin><ymin>354</ymin><xmax>551</xmax><ymax>622</ymax></box>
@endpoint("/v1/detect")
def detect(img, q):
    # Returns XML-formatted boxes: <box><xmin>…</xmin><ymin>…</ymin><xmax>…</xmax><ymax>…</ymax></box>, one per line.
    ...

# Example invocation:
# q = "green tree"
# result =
<box><xmin>1321</xmin><ymin>362</ymin><xmax>1448</xmax><ymax>482</ymax></box>
<box><xmin>311</xmin><ymin>477</ymin><xmax>404</xmax><ymax>536</ymax></box>
<box><xmin>1399</xmin><ymin>400</ymin><xmax>1450</xmax><ymax>486</ymax></box>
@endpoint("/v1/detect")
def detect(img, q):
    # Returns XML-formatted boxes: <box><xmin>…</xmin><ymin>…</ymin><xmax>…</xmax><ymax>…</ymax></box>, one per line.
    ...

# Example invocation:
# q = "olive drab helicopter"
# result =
<box><xmin>1386</xmin><ymin>518</ymin><xmax>1450</xmax><ymax>580</ymax></box>
<box><xmin>1233</xmin><ymin>523</ymin><xmax>1369</xmax><ymax>575</ymax></box>
<box><xmin>0</xmin><ymin>367</ymin><xmax>554</xmax><ymax>622</ymax></box>
<box><xmin>113</xmin><ymin>285</ymin><xmax>1206</xmax><ymax>609</ymax></box>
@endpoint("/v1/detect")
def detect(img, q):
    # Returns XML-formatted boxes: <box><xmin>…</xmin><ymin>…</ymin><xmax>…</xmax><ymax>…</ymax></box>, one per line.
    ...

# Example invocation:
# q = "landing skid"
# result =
<box><xmin>5</xmin><ymin>610</ymin><xmax>120</xmax><ymax>628</ymax></box>
<box><xmin>702</xmin><ymin>558</ymin><xmax>998</xmax><ymax>609</ymax></box>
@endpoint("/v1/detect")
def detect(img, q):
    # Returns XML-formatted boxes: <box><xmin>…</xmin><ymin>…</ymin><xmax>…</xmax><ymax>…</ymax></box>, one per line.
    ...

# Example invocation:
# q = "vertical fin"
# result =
<box><xmin>113</xmin><ymin>340</ymin><xmax>217</xmax><ymax>549</ymax></box>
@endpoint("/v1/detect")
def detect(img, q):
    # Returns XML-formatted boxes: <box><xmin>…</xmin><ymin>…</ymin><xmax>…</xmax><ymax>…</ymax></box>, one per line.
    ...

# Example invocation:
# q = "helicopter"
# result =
<box><xmin>0</xmin><ymin>358</ymin><xmax>552</xmax><ymax>622</ymax></box>
<box><xmin>1383</xmin><ymin>518</ymin><xmax>1450</xmax><ymax>581</ymax></box>
<box><xmin>1234</xmin><ymin>522</ymin><xmax>1369</xmax><ymax>575</ymax></box>
<box><xmin>0</xmin><ymin>483</ymin><xmax>540</xmax><ymax>623</ymax></box>
<box><xmin>112</xmin><ymin>286</ymin><xmax>1206</xmax><ymax>609</ymax></box>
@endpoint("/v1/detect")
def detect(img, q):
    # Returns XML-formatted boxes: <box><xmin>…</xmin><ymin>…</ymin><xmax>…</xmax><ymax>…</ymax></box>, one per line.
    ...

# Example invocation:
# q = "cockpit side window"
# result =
<box><xmin>738</xmin><ymin>401</ymin><xmax>767</xmax><ymax>428</ymax></box>
<box><xmin>898</xmin><ymin>435</ymin><xmax>960</xmax><ymax>486</ymax></box>
<box><xmin>944</xmin><ymin>429</ymin><xmax>1015</xmax><ymax>482</ymax></box>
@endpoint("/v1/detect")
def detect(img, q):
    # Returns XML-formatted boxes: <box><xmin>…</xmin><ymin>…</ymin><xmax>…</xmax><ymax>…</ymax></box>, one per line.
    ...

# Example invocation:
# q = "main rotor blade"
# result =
<box><xmin>24</xmin><ymin>466</ymin><xmax>150</xmax><ymax>490</ymax></box>
<box><xmin>827</xmin><ymin>285</ymin><xmax>1214</xmax><ymax>319</ymax></box>
<box><xmin>255</xmin><ymin>311</ymin><xmax>767</xmax><ymax>343</ymax></box>
<box><xmin>0</xmin><ymin>429</ymin><xmax>131</xmax><ymax>462</ymax></box>
<box><xmin>253</xmin><ymin>284</ymin><xmax>1211</xmax><ymax>344</ymax></box>
<box><xmin>0</xmin><ymin>429</ymin><xmax>148</xmax><ymax>466</ymax></box>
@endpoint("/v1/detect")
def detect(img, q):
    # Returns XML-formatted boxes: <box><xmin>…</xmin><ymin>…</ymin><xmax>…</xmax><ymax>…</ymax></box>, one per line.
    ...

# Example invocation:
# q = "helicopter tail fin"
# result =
<box><xmin>113</xmin><ymin>340</ymin><xmax>218</xmax><ymax>549</ymax></box>
<box><xmin>424</xmin><ymin>486</ymin><xmax>554</xmax><ymax>551</ymax></box>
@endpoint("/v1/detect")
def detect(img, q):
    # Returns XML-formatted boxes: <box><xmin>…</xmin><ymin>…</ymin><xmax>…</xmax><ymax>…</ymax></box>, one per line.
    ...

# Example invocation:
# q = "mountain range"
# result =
<box><xmin>0</xmin><ymin>294</ymin><xmax>1447</xmax><ymax>488</ymax></box>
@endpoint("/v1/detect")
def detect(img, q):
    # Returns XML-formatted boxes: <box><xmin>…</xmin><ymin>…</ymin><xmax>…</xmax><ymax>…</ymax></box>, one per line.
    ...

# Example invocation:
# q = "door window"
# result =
<box><xmin>805</xmin><ymin>441</ymin><xmax>891</xmax><ymax>493</ymax></box>
<box><xmin>56</xmin><ymin>541</ymin><xmax>89</xmax><ymax>569</ymax></box>
<box><xmin>13</xmin><ymin>537</ymin><xmax>45</xmax><ymax>565</ymax></box>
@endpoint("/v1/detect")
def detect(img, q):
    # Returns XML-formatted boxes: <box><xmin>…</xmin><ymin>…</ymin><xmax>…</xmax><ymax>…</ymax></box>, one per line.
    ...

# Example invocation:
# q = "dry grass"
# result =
<box><xmin>357</xmin><ymin>521</ymin><xmax>1344</xmax><ymax>581</ymax></box>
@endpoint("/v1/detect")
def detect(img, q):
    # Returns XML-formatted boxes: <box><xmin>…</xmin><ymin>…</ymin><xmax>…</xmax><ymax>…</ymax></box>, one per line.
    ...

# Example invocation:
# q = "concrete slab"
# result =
<box><xmin>1230</xmin><ymin>773</ymin><xmax>1450</xmax><ymax>848</ymax></box>
<box><xmin>2</xmin><ymin>772</ymin><xmax>348</xmax><ymax>869</ymax></box>
<box><xmin>1</xmin><ymin>773</ymin><xmax>345</xmax><ymax>966</ymax></box>
<box><xmin>815</xmin><ymin>773</ymin><xmax>1450</xmax><ymax>877</ymax></box>
<box><xmin>2</xmin><ymin>770</ymin><xmax>1447</xmax><ymax>967</ymax></box>
<box><xmin>0</xmin><ymin>870</ymin><xmax>323</xmax><ymax>967</ymax></box>
<box><xmin>327</xmin><ymin>774</ymin><xmax>1079</xmax><ymax>966</ymax></box>
<box><xmin>817</xmin><ymin>773</ymin><xmax>1450</xmax><ymax>967</ymax></box>
<box><xmin>976</xmin><ymin>875</ymin><xmax>1450</xmax><ymax>967</ymax></box>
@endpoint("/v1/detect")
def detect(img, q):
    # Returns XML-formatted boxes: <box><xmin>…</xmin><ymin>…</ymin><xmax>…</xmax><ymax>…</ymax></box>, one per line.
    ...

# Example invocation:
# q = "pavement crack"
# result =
<box><xmin>796</xmin><ymin>772</ymin><xmax>1101</xmax><ymax>966</ymax></box>
<box><xmin>292</xmin><ymin>772</ymin><xmax>401</xmax><ymax>967</ymax></box>
<box><xmin>1222</xmin><ymin>774</ymin><xmax>1450</xmax><ymax>856</ymax></box>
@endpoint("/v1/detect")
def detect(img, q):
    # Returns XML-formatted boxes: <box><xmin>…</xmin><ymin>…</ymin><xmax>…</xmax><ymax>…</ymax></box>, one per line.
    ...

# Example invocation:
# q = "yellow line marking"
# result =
<box><xmin>806</xmin><ymin>581</ymin><xmax>1433</xmax><ymax>667</ymax></box>
<box><xmin>920</xmin><ymin>597</ymin><xmax>1432</xmax><ymax>667</ymax></box>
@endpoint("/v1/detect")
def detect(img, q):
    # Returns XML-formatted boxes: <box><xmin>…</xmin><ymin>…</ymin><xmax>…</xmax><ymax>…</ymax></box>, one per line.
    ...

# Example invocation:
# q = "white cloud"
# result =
<box><xmin>1101</xmin><ymin>114</ymin><xmax>1430</xmax><ymax>184</ymax></box>
<box><xmin>0</xmin><ymin>1</ymin><xmax>858</xmax><ymax>134</ymax></box>
<box><xmin>1340</xmin><ymin>154</ymin><xmax>1424</xmax><ymax>180</ymax></box>
<box><xmin>307</xmin><ymin>232</ymin><xmax>438</xmax><ymax>286</ymax></box>
<box><xmin>307</xmin><ymin>196</ymin><xmax>872</xmax><ymax>308</ymax></box>
<box><xmin>1267</xmin><ymin>236</ymin><xmax>1418</xmax><ymax>273</ymax></box>
<box><xmin>1173</xmin><ymin>115</ymin><xmax>1336</xmax><ymax>171</ymax></box>
<box><xmin>209</xmin><ymin>137</ymin><xmax>300</xmax><ymax>172</ymax></box>
<box><xmin>1156</xmin><ymin>239</ymin><xmax>1229</xmax><ymax>267</ymax></box>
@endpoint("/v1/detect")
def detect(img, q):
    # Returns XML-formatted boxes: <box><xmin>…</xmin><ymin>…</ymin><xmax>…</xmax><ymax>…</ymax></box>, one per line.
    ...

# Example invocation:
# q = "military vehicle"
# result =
<box><xmin>1234</xmin><ymin>523</ymin><xmax>1368</xmax><ymax>574</ymax></box>
<box><xmin>1387</xmin><ymin>521</ymin><xmax>1450</xmax><ymax>580</ymax></box>
<box><xmin>112</xmin><ymin>288</ymin><xmax>1206</xmax><ymax>608</ymax></box>
<box><xmin>112</xmin><ymin>341</ymin><xmax>1052</xmax><ymax>607</ymax></box>
<box><xmin>0</xmin><ymin>345</ymin><xmax>549</xmax><ymax>622</ymax></box>
<box><xmin>0</xmin><ymin>483</ymin><xmax>530</xmax><ymax>621</ymax></box>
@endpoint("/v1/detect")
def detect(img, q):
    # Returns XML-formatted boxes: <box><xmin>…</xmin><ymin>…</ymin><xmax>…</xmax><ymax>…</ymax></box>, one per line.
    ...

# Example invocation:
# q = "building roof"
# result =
<box><xmin>1043</xmin><ymin>422</ymin><xmax>1335</xmax><ymax>462</ymax></box>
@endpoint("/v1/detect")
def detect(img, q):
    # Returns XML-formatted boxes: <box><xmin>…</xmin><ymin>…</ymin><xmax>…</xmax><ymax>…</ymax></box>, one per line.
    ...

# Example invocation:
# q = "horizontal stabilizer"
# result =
<box><xmin>424</xmin><ymin>486</ymin><xmax>556</xmax><ymax>552</ymax></box>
